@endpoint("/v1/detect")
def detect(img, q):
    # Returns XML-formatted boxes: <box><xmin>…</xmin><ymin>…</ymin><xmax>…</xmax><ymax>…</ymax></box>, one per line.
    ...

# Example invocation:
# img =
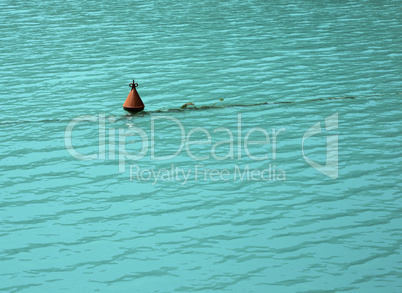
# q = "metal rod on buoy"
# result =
<box><xmin>123</xmin><ymin>79</ymin><xmax>145</xmax><ymax>112</ymax></box>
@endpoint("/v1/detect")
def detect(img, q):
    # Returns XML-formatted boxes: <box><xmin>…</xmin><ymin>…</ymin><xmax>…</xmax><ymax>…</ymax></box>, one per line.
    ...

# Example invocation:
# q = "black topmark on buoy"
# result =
<box><xmin>123</xmin><ymin>79</ymin><xmax>145</xmax><ymax>112</ymax></box>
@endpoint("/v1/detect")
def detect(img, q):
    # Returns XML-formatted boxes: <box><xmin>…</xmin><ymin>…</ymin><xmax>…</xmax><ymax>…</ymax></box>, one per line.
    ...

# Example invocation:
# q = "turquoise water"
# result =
<box><xmin>1</xmin><ymin>0</ymin><xmax>402</xmax><ymax>291</ymax></box>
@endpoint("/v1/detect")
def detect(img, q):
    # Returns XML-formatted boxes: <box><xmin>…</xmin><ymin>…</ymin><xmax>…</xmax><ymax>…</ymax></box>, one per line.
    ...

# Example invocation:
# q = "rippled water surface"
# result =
<box><xmin>1</xmin><ymin>1</ymin><xmax>402</xmax><ymax>292</ymax></box>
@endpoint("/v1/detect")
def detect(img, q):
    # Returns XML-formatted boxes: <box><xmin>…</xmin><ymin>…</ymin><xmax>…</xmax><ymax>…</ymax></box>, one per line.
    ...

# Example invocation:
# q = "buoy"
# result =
<box><xmin>123</xmin><ymin>79</ymin><xmax>145</xmax><ymax>112</ymax></box>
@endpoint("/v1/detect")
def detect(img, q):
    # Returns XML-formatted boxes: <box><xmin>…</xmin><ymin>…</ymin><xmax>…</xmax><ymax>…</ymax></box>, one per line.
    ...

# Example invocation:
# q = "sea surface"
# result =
<box><xmin>1</xmin><ymin>0</ymin><xmax>402</xmax><ymax>292</ymax></box>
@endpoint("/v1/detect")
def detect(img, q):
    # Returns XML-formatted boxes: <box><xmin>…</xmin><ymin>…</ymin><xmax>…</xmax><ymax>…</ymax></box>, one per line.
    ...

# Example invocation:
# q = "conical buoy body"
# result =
<box><xmin>123</xmin><ymin>82</ymin><xmax>145</xmax><ymax>112</ymax></box>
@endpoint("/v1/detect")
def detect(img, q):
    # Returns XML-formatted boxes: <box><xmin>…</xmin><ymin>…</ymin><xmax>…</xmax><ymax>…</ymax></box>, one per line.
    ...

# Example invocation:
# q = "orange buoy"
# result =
<box><xmin>123</xmin><ymin>79</ymin><xmax>145</xmax><ymax>112</ymax></box>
